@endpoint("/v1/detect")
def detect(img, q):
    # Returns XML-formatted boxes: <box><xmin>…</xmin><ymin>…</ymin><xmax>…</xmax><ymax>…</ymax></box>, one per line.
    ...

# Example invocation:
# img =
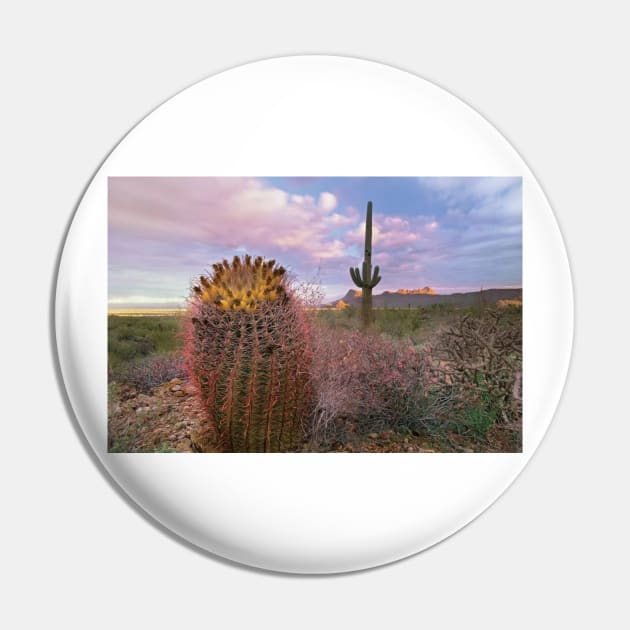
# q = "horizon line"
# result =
<box><xmin>108</xmin><ymin>285</ymin><xmax>523</xmax><ymax>311</ymax></box>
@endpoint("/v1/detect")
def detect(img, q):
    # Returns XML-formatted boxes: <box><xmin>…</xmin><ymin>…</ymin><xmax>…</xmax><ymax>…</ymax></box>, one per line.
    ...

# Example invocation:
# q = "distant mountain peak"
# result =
<box><xmin>339</xmin><ymin>289</ymin><xmax>363</xmax><ymax>300</ymax></box>
<box><xmin>392</xmin><ymin>287</ymin><xmax>436</xmax><ymax>295</ymax></box>
<box><xmin>347</xmin><ymin>287</ymin><xmax>436</xmax><ymax>298</ymax></box>
<box><xmin>333</xmin><ymin>299</ymin><xmax>350</xmax><ymax>309</ymax></box>
<box><xmin>326</xmin><ymin>287</ymin><xmax>522</xmax><ymax>308</ymax></box>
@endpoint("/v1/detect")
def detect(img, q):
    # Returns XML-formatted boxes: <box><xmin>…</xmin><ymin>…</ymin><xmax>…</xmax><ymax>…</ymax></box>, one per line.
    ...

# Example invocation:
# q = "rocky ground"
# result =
<box><xmin>108</xmin><ymin>378</ymin><xmax>517</xmax><ymax>453</ymax></box>
<box><xmin>108</xmin><ymin>378</ymin><xmax>202</xmax><ymax>452</ymax></box>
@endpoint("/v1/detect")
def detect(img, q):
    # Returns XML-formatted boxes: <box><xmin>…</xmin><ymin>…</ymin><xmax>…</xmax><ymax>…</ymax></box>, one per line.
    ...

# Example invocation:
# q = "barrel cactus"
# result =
<box><xmin>185</xmin><ymin>255</ymin><xmax>313</xmax><ymax>452</ymax></box>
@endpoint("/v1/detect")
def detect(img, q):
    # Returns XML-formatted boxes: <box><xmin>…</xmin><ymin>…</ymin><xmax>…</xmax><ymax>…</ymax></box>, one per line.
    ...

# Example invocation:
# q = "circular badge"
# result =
<box><xmin>55</xmin><ymin>56</ymin><xmax>573</xmax><ymax>573</ymax></box>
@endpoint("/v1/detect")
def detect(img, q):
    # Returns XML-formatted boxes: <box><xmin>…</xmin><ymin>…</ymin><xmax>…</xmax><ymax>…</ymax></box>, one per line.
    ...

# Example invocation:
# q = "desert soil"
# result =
<box><xmin>108</xmin><ymin>377</ymin><xmax>510</xmax><ymax>453</ymax></box>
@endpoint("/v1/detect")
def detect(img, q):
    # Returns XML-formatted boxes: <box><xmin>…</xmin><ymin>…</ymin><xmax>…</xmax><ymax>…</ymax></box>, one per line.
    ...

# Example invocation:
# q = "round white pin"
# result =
<box><xmin>55</xmin><ymin>56</ymin><xmax>573</xmax><ymax>573</ymax></box>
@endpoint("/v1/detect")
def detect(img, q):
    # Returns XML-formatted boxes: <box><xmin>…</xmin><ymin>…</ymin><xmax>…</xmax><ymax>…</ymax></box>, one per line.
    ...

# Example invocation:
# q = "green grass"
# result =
<box><xmin>108</xmin><ymin>314</ymin><xmax>184</xmax><ymax>371</ymax></box>
<box><xmin>314</xmin><ymin>303</ymin><xmax>475</xmax><ymax>344</ymax></box>
<box><xmin>108</xmin><ymin>305</ymin><xmax>495</xmax><ymax>373</ymax></box>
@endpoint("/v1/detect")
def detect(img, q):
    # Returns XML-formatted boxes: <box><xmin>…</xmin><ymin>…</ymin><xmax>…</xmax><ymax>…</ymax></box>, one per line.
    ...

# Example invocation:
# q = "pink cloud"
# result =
<box><xmin>109</xmin><ymin>177</ymin><xmax>354</xmax><ymax>263</ymax></box>
<box><xmin>109</xmin><ymin>177</ymin><xmax>521</xmax><ymax>304</ymax></box>
<box><xmin>344</xmin><ymin>214</ymin><xmax>419</xmax><ymax>249</ymax></box>
<box><xmin>318</xmin><ymin>192</ymin><xmax>338</xmax><ymax>212</ymax></box>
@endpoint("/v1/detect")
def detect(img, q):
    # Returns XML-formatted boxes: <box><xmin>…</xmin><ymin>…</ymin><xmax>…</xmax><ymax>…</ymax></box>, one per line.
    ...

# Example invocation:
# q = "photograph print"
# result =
<box><xmin>108</xmin><ymin>176</ymin><xmax>522</xmax><ymax>453</ymax></box>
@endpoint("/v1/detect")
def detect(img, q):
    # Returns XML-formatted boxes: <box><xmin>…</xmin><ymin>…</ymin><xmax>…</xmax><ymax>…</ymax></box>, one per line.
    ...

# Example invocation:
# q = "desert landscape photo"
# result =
<box><xmin>108</xmin><ymin>176</ymin><xmax>522</xmax><ymax>453</ymax></box>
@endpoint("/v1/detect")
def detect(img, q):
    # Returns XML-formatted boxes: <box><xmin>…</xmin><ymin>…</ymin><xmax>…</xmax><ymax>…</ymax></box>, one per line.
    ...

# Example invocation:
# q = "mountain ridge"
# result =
<box><xmin>328</xmin><ymin>287</ymin><xmax>522</xmax><ymax>309</ymax></box>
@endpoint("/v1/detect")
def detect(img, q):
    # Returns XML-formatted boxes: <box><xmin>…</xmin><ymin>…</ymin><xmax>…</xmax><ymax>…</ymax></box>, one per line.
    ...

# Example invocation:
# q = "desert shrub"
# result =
<box><xmin>314</xmin><ymin>304</ymin><xmax>464</xmax><ymax>346</ymax></box>
<box><xmin>426</xmin><ymin>308</ymin><xmax>522</xmax><ymax>433</ymax></box>
<box><xmin>309</xmin><ymin>326</ymin><xmax>430</xmax><ymax>444</ymax></box>
<box><xmin>373</xmin><ymin>308</ymin><xmax>432</xmax><ymax>339</ymax></box>
<box><xmin>185</xmin><ymin>255</ymin><xmax>314</xmax><ymax>452</ymax></box>
<box><xmin>116</xmin><ymin>352</ymin><xmax>186</xmax><ymax>393</ymax></box>
<box><xmin>108</xmin><ymin>315</ymin><xmax>183</xmax><ymax>370</ymax></box>
<box><xmin>314</xmin><ymin>306</ymin><xmax>359</xmax><ymax>331</ymax></box>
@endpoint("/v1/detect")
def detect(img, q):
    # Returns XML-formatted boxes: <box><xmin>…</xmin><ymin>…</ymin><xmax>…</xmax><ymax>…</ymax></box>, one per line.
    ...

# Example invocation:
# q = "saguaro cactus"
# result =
<box><xmin>349</xmin><ymin>201</ymin><xmax>382</xmax><ymax>328</ymax></box>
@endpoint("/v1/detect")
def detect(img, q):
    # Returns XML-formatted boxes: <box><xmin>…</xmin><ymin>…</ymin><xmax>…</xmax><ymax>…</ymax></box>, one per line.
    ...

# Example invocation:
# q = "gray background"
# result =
<box><xmin>1</xmin><ymin>1</ymin><xmax>628</xmax><ymax>628</ymax></box>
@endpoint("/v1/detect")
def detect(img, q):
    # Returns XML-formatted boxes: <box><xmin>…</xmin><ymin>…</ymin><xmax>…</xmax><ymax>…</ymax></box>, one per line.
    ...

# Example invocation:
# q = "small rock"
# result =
<box><xmin>173</xmin><ymin>390</ymin><xmax>186</xmax><ymax>397</ymax></box>
<box><xmin>121</xmin><ymin>389</ymin><xmax>137</xmax><ymax>401</ymax></box>
<box><xmin>170</xmin><ymin>384</ymin><xmax>182</xmax><ymax>392</ymax></box>
<box><xmin>136</xmin><ymin>406</ymin><xmax>150</xmax><ymax>414</ymax></box>
<box><xmin>368</xmin><ymin>433</ymin><xmax>379</xmax><ymax>439</ymax></box>
<box><xmin>169</xmin><ymin>378</ymin><xmax>183</xmax><ymax>385</ymax></box>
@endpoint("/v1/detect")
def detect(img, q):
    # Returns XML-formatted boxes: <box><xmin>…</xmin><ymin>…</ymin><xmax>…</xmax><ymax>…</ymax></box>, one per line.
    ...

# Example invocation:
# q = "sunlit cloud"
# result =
<box><xmin>318</xmin><ymin>192</ymin><xmax>338</xmax><ymax>212</ymax></box>
<box><xmin>109</xmin><ymin>176</ymin><xmax>522</xmax><ymax>305</ymax></box>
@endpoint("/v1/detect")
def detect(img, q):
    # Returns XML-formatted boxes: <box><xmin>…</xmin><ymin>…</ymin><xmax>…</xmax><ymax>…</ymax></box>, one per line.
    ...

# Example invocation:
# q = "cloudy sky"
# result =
<box><xmin>108</xmin><ymin>176</ymin><xmax>522</xmax><ymax>307</ymax></box>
